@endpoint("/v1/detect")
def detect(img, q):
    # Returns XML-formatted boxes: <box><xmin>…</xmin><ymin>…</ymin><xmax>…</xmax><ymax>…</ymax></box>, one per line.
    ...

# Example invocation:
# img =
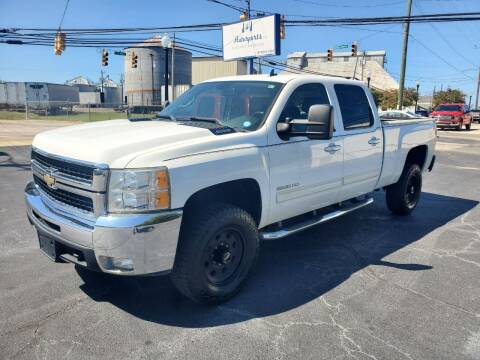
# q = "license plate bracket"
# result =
<box><xmin>38</xmin><ymin>233</ymin><xmax>58</xmax><ymax>261</ymax></box>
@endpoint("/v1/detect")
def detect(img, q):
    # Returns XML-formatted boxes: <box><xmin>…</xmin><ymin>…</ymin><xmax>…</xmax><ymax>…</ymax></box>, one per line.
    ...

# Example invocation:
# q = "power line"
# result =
<box><xmin>414</xmin><ymin>1</ymin><xmax>477</xmax><ymax>67</ymax></box>
<box><xmin>409</xmin><ymin>34</ymin><xmax>475</xmax><ymax>80</ymax></box>
<box><xmin>291</xmin><ymin>0</ymin><xmax>404</xmax><ymax>8</ymax></box>
<box><xmin>58</xmin><ymin>0</ymin><xmax>71</xmax><ymax>30</ymax></box>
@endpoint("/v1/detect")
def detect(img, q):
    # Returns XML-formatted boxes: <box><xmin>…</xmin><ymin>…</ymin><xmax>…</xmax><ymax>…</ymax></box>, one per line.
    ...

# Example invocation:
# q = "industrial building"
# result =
<box><xmin>0</xmin><ymin>82</ymin><xmax>79</xmax><ymax>109</ymax></box>
<box><xmin>124</xmin><ymin>36</ymin><xmax>192</xmax><ymax>106</ymax></box>
<box><xmin>286</xmin><ymin>50</ymin><xmax>398</xmax><ymax>91</ymax></box>
<box><xmin>192</xmin><ymin>57</ymin><xmax>247</xmax><ymax>84</ymax></box>
<box><xmin>66</xmin><ymin>76</ymin><xmax>122</xmax><ymax>107</ymax></box>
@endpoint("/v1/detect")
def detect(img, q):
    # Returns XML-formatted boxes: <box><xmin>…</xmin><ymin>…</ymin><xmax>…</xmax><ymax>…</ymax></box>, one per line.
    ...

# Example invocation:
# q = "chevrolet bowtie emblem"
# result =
<box><xmin>43</xmin><ymin>173</ymin><xmax>56</xmax><ymax>188</ymax></box>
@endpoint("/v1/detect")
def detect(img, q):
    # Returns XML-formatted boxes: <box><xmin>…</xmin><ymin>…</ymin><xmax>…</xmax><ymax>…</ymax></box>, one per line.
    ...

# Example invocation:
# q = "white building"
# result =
<box><xmin>286</xmin><ymin>50</ymin><xmax>398</xmax><ymax>91</ymax></box>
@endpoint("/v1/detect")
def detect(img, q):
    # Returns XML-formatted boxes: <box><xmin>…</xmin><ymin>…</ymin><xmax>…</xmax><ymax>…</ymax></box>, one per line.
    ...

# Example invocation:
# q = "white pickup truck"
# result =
<box><xmin>25</xmin><ymin>74</ymin><xmax>436</xmax><ymax>304</ymax></box>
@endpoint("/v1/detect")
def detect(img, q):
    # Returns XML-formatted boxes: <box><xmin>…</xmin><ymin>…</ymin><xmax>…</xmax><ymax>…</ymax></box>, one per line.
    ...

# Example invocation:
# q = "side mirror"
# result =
<box><xmin>276</xmin><ymin>122</ymin><xmax>291</xmax><ymax>134</ymax></box>
<box><xmin>287</xmin><ymin>104</ymin><xmax>333</xmax><ymax>140</ymax></box>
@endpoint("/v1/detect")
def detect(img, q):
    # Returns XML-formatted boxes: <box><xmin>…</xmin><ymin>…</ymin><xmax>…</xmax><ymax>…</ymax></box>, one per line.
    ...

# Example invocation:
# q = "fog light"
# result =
<box><xmin>98</xmin><ymin>256</ymin><xmax>134</xmax><ymax>272</ymax></box>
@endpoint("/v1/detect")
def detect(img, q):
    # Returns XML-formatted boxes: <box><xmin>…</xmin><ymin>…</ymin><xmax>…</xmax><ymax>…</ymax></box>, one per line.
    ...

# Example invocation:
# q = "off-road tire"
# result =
<box><xmin>386</xmin><ymin>163</ymin><xmax>422</xmax><ymax>215</ymax></box>
<box><xmin>170</xmin><ymin>203</ymin><xmax>259</xmax><ymax>305</ymax></box>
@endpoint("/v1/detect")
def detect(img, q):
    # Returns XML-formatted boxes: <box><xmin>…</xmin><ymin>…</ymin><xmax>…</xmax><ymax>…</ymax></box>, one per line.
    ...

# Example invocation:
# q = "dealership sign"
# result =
<box><xmin>222</xmin><ymin>14</ymin><xmax>281</xmax><ymax>61</ymax></box>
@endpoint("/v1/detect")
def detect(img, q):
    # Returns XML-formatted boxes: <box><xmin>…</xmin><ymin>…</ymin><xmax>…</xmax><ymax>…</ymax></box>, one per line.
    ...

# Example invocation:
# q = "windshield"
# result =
<box><xmin>435</xmin><ymin>105</ymin><xmax>462</xmax><ymax>112</ymax></box>
<box><xmin>159</xmin><ymin>81</ymin><xmax>282</xmax><ymax>131</ymax></box>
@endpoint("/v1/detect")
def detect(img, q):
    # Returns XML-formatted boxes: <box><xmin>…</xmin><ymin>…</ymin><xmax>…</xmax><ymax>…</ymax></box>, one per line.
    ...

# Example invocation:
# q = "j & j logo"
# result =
<box><xmin>234</xmin><ymin>20</ymin><xmax>262</xmax><ymax>44</ymax></box>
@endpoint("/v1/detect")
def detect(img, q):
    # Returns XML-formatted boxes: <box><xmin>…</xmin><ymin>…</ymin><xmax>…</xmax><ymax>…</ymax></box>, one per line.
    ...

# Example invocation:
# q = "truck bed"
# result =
<box><xmin>376</xmin><ymin>118</ymin><xmax>436</xmax><ymax>189</ymax></box>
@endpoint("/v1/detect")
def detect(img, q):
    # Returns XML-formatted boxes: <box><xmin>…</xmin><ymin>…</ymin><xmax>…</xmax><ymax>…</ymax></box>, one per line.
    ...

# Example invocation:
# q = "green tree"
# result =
<box><xmin>373</xmin><ymin>88</ymin><xmax>418</xmax><ymax>110</ymax></box>
<box><xmin>433</xmin><ymin>88</ymin><xmax>465</xmax><ymax>107</ymax></box>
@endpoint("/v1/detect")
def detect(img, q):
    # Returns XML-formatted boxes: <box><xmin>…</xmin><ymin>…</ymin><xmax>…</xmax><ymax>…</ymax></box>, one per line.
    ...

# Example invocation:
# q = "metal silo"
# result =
<box><xmin>124</xmin><ymin>36</ymin><xmax>192</xmax><ymax>107</ymax></box>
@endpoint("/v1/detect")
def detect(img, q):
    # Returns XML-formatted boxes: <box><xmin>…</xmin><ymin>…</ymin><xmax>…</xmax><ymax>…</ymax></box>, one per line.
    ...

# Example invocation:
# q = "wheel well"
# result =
<box><xmin>405</xmin><ymin>145</ymin><xmax>428</xmax><ymax>169</ymax></box>
<box><xmin>182</xmin><ymin>179</ymin><xmax>262</xmax><ymax>225</ymax></box>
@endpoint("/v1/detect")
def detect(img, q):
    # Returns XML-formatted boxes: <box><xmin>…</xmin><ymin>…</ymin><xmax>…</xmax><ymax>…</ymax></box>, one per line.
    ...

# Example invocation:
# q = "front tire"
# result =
<box><xmin>466</xmin><ymin>123</ymin><xmax>471</xmax><ymax>131</ymax></box>
<box><xmin>386</xmin><ymin>163</ymin><xmax>422</xmax><ymax>215</ymax></box>
<box><xmin>170</xmin><ymin>203</ymin><xmax>259</xmax><ymax>305</ymax></box>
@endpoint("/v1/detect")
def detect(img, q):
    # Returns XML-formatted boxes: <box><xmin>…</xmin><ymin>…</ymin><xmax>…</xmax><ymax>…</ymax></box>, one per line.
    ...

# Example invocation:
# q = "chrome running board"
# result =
<box><xmin>260</xmin><ymin>197</ymin><xmax>374</xmax><ymax>240</ymax></box>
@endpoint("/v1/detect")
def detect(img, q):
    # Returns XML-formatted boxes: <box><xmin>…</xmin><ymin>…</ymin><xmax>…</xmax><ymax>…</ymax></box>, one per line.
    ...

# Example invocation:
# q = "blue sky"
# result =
<box><xmin>1</xmin><ymin>0</ymin><xmax>479</xmax><ymax>101</ymax></box>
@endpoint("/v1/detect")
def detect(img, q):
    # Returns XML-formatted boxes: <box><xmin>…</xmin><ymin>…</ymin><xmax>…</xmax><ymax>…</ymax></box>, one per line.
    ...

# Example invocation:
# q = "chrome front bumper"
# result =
<box><xmin>25</xmin><ymin>181</ymin><xmax>183</xmax><ymax>275</ymax></box>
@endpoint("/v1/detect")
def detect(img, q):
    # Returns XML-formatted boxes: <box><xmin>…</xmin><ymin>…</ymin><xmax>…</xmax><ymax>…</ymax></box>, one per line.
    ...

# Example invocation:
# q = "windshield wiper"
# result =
<box><xmin>154</xmin><ymin>114</ymin><xmax>176</xmax><ymax>121</ymax></box>
<box><xmin>179</xmin><ymin>116</ymin><xmax>224</xmax><ymax>125</ymax></box>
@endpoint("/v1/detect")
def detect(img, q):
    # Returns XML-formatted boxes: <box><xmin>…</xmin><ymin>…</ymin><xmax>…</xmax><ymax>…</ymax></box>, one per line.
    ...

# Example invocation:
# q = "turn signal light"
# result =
<box><xmin>155</xmin><ymin>191</ymin><xmax>170</xmax><ymax>209</ymax></box>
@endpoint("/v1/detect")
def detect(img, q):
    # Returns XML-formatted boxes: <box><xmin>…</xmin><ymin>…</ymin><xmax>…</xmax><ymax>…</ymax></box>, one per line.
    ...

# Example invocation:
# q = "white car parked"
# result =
<box><xmin>25</xmin><ymin>74</ymin><xmax>436</xmax><ymax>304</ymax></box>
<box><xmin>379</xmin><ymin>110</ymin><xmax>426</xmax><ymax>120</ymax></box>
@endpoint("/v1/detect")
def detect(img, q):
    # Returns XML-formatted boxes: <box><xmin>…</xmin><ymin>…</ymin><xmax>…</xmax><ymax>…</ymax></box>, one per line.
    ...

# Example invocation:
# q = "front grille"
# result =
<box><xmin>31</xmin><ymin>149</ymin><xmax>94</xmax><ymax>183</ymax></box>
<box><xmin>34</xmin><ymin>175</ymin><xmax>94</xmax><ymax>213</ymax></box>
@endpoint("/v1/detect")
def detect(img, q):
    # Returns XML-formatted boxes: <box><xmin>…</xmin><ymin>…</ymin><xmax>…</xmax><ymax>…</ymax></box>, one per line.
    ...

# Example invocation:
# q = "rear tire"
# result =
<box><xmin>170</xmin><ymin>203</ymin><xmax>259</xmax><ymax>305</ymax></box>
<box><xmin>386</xmin><ymin>163</ymin><xmax>422</xmax><ymax>215</ymax></box>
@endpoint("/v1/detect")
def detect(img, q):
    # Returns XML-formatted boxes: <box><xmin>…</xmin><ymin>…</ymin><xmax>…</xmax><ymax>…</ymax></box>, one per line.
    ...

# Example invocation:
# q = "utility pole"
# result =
<box><xmin>119</xmin><ymin>74</ymin><xmax>124</xmax><ymax>105</ymax></box>
<box><xmin>247</xmin><ymin>0</ymin><xmax>254</xmax><ymax>75</ymax></box>
<box><xmin>397</xmin><ymin>0</ymin><xmax>412</xmax><ymax>110</ymax></box>
<box><xmin>475</xmin><ymin>67</ymin><xmax>480</xmax><ymax>109</ymax></box>
<box><xmin>100</xmin><ymin>70</ymin><xmax>105</xmax><ymax>105</ymax></box>
<box><xmin>431</xmin><ymin>86</ymin><xmax>435</xmax><ymax>109</ymax></box>
<box><xmin>172</xmin><ymin>33</ymin><xmax>176</xmax><ymax>100</ymax></box>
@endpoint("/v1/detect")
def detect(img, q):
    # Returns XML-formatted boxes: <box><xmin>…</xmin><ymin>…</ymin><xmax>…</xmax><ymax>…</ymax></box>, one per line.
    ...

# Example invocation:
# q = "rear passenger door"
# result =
<box><xmin>334</xmin><ymin>84</ymin><xmax>383</xmax><ymax>200</ymax></box>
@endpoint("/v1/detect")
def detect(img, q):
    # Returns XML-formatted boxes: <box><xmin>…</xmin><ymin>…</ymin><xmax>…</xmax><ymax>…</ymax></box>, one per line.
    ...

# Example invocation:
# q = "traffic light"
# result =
<box><xmin>102</xmin><ymin>49</ymin><xmax>109</xmax><ymax>66</ymax></box>
<box><xmin>240</xmin><ymin>10</ymin><xmax>248</xmax><ymax>21</ymax></box>
<box><xmin>54</xmin><ymin>31</ymin><xmax>66</xmax><ymax>55</ymax></box>
<box><xmin>327</xmin><ymin>48</ymin><xmax>333</xmax><ymax>61</ymax></box>
<box><xmin>131</xmin><ymin>52</ymin><xmax>138</xmax><ymax>68</ymax></box>
<box><xmin>351</xmin><ymin>42</ymin><xmax>358</xmax><ymax>57</ymax></box>
<box><xmin>280</xmin><ymin>15</ymin><xmax>286</xmax><ymax>40</ymax></box>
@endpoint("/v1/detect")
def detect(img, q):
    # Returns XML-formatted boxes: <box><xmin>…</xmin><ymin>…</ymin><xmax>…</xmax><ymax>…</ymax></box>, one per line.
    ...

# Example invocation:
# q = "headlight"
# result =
<box><xmin>108</xmin><ymin>168</ymin><xmax>170</xmax><ymax>212</ymax></box>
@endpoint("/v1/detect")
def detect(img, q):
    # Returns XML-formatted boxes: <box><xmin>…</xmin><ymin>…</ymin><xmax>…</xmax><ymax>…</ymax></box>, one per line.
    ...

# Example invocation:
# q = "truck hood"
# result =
<box><xmin>32</xmin><ymin>119</ymin><xmax>216</xmax><ymax>168</ymax></box>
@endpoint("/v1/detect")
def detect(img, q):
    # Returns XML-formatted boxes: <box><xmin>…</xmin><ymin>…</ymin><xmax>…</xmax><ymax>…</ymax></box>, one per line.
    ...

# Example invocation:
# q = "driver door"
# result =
<box><xmin>267</xmin><ymin>83</ymin><xmax>343</xmax><ymax>224</ymax></box>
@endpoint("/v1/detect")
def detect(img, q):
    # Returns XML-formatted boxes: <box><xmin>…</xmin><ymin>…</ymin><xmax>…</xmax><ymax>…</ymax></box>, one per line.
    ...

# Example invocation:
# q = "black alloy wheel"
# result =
<box><xmin>386</xmin><ymin>163</ymin><xmax>423</xmax><ymax>215</ymax></box>
<box><xmin>203</xmin><ymin>227</ymin><xmax>245</xmax><ymax>286</ymax></box>
<box><xmin>404</xmin><ymin>170</ymin><xmax>421</xmax><ymax>210</ymax></box>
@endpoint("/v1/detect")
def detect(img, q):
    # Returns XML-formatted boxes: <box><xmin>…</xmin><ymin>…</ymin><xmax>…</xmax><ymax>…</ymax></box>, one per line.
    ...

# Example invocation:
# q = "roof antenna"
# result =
<box><xmin>269</xmin><ymin>69</ymin><xmax>276</xmax><ymax>77</ymax></box>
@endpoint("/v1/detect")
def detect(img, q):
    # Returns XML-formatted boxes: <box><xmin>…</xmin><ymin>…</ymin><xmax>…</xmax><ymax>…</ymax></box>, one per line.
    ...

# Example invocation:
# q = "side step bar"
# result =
<box><xmin>260</xmin><ymin>197</ymin><xmax>374</xmax><ymax>240</ymax></box>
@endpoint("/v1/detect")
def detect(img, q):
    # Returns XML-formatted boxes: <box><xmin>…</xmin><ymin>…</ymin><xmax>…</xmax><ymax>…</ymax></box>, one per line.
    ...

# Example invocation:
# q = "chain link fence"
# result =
<box><xmin>0</xmin><ymin>101</ymin><xmax>159</xmax><ymax>122</ymax></box>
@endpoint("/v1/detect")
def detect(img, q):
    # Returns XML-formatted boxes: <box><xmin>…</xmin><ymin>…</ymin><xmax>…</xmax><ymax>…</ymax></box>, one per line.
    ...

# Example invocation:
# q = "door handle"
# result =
<box><xmin>368</xmin><ymin>137</ymin><xmax>381</xmax><ymax>145</ymax></box>
<box><xmin>324</xmin><ymin>143</ymin><xmax>342</xmax><ymax>154</ymax></box>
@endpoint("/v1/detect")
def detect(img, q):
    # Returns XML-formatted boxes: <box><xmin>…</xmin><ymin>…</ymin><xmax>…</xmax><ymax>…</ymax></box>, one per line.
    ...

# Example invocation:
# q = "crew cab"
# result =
<box><xmin>25</xmin><ymin>75</ymin><xmax>436</xmax><ymax>304</ymax></box>
<box><xmin>430</xmin><ymin>103</ymin><xmax>472</xmax><ymax>130</ymax></box>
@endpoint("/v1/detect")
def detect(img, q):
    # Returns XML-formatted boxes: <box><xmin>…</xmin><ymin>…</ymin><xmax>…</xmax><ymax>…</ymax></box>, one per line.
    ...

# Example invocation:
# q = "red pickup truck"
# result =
<box><xmin>430</xmin><ymin>103</ymin><xmax>472</xmax><ymax>131</ymax></box>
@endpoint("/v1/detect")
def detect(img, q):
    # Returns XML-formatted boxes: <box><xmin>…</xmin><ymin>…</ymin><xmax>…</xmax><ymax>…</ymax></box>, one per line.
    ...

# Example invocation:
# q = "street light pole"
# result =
<box><xmin>161</xmin><ymin>33</ymin><xmax>171</xmax><ymax>104</ymax></box>
<box><xmin>415</xmin><ymin>81</ymin><xmax>420</xmax><ymax>112</ymax></box>
<box><xmin>164</xmin><ymin>48</ymin><xmax>169</xmax><ymax>103</ymax></box>
<box><xmin>150</xmin><ymin>53</ymin><xmax>154</xmax><ymax>105</ymax></box>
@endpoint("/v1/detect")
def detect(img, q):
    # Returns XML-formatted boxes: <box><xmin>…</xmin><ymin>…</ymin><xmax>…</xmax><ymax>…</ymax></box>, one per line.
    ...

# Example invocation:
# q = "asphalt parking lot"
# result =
<box><xmin>1</xmin><ymin>125</ymin><xmax>479</xmax><ymax>360</ymax></box>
